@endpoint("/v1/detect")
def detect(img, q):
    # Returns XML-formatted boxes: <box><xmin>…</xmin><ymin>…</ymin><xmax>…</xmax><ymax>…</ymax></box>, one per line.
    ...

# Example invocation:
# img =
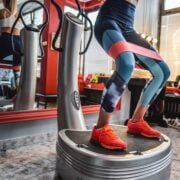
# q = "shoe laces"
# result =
<box><xmin>104</xmin><ymin>127</ymin><xmax>119</xmax><ymax>140</ymax></box>
<box><xmin>141</xmin><ymin>120</ymin><xmax>154</xmax><ymax>131</ymax></box>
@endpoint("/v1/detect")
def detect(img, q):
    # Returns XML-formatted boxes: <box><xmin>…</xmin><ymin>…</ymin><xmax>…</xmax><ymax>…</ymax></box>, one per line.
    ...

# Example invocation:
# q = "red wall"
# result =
<box><xmin>39</xmin><ymin>0</ymin><xmax>104</xmax><ymax>95</ymax></box>
<box><xmin>39</xmin><ymin>0</ymin><xmax>65</xmax><ymax>95</ymax></box>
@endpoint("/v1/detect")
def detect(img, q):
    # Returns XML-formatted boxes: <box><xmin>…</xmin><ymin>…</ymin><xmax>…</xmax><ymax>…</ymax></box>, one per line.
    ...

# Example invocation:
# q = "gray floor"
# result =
<box><xmin>0</xmin><ymin>126</ymin><xmax>179</xmax><ymax>180</ymax></box>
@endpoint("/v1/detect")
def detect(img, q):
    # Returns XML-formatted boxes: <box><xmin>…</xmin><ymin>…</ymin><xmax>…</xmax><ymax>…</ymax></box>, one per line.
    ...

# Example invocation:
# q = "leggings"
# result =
<box><xmin>94</xmin><ymin>19</ymin><xmax>170</xmax><ymax>113</ymax></box>
<box><xmin>0</xmin><ymin>32</ymin><xmax>22</xmax><ymax>85</ymax></box>
<box><xmin>0</xmin><ymin>32</ymin><xmax>21</xmax><ymax>66</ymax></box>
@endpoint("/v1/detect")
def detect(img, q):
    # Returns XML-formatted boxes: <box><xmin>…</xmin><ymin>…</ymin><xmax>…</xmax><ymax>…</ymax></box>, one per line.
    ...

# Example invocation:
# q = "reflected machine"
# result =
<box><xmin>11</xmin><ymin>0</ymin><xmax>49</xmax><ymax>111</ymax></box>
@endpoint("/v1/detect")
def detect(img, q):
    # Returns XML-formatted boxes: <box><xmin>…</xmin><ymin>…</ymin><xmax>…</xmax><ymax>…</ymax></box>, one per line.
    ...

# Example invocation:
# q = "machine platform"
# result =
<box><xmin>56</xmin><ymin>125</ymin><xmax>172</xmax><ymax>180</ymax></box>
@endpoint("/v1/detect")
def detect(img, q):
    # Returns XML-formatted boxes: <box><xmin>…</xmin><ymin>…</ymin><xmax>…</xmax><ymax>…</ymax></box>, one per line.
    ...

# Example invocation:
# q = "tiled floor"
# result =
<box><xmin>0</xmin><ymin>126</ymin><xmax>179</xmax><ymax>180</ymax></box>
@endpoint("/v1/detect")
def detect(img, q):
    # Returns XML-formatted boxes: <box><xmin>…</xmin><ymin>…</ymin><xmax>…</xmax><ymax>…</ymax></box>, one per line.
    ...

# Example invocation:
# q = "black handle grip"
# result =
<box><xmin>79</xmin><ymin>13</ymin><xmax>93</xmax><ymax>55</ymax></box>
<box><xmin>37</xmin><ymin>3</ymin><xmax>49</xmax><ymax>58</ymax></box>
<box><xmin>74</xmin><ymin>0</ymin><xmax>93</xmax><ymax>55</ymax></box>
<box><xmin>50</xmin><ymin>0</ymin><xmax>93</xmax><ymax>54</ymax></box>
<box><xmin>11</xmin><ymin>0</ymin><xmax>49</xmax><ymax>57</ymax></box>
<box><xmin>11</xmin><ymin>13</ymin><xmax>23</xmax><ymax>56</ymax></box>
<box><xmin>51</xmin><ymin>0</ymin><xmax>63</xmax><ymax>52</ymax></box>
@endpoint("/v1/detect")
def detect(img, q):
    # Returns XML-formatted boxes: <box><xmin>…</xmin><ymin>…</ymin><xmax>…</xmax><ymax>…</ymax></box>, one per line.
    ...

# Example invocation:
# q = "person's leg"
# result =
<box><xmin>127</xmin><ymin>55</ymin><xmax>170</xmax><ymax>137</ymax></box>
<box><xmin>96</xmin><ymin>110</ymin><xmax>111</xmax><ymax>128</ymax></box>
<box><xmin>146</xmin><ymin>87</ymin><xmax>168</xmax><ymax>127</ymax></box>
<box><xmin>91</xmin><ymin>20</ymin><xmax>135</xmax><ymax>149</ymax></box>
<box><xmin>122</xmin><ymin>31</ymin><xmax>170</xmax><ymax>137</ymax></box>
<box><xmin>0</xmin><ymin>33</ymin><xmax>21</xmax><ymax>89</ymax></box>
<box><xmin>98</xmin><ymin>27</ymin><xmax>136</xmax><ymax>125</ymax></box>
<box><xmin>0</xmin><ymin>33</ymin><xmax>11</xmax><ymax>59</ymax></box>
<box><xmin>13</xmin><ymin>69</ymin><xmax>21</xmax><ymax>89</ymax></box>
<box><xmin>12</xmin><ymin>36</ymin><xmax>22</xmax><ymax>89</ymax></box>
<box><xmin>132</xmin><ymin>57</ymin><xmax>170</xmax><ymax>121</ymax></box>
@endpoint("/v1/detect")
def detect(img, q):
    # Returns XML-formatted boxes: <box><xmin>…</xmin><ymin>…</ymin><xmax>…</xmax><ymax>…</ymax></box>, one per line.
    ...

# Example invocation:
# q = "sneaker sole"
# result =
<box><xmin>127</xmin><ymin>130</ymin><xmax>160</xmax><ymax>138</ymax></box>
<box><xmin>90</xmin><ymin>139</ymin><xmax>127</xmax><ymax>150</ymax></box>
<box><xmin>90</xmin><ymin>139</ymin><xmax>99</xmax><ymax>145</ymax></box>
<box><xmin>101</xmin><ymin>143</ymin><xmax>127</xmax><ymax>150</ymax></box>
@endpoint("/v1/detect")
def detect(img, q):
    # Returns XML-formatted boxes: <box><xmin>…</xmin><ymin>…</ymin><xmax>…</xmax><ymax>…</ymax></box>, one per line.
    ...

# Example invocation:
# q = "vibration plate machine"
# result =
<box><xmin>51</xmin><ymin>1</ymin><xmax>172</xmax><ymax>179</ymax></box>
<box><xmin>11</xmin><ymin>0</ymin><xmax>49</xmax><ymax>111</ymax></box>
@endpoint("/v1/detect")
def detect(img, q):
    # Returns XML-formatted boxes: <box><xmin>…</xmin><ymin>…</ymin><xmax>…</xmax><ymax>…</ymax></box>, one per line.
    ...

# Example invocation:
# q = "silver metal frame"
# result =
<box><xmin>57</xmin><ymin>12</ymin><xmax>86</xmax><ymax>131</ymax></box>
<box><xmin>14</xmin><ymin>26</ymin><xmax>38</xmax><ymax>110</ymax></box>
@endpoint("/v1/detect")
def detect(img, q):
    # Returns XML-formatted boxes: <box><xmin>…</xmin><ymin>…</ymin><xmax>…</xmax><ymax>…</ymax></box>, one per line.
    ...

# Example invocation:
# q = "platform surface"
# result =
<box><xmin>0</xmin><ymin>126</ymin><xmax>178</xmax><ymax>180</ymax></box>
<box><xmin>64</xmin><ymin>125</ymin><xmax>168</xmax><ymax>155</ymax></box>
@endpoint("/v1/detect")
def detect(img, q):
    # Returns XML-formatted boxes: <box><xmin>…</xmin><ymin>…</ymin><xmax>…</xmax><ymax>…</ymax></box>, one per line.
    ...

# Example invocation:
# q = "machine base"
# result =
<box><xmin>55</xmin><ymin>125</ymin><xmax>172</xmax><ymax>180</ymax></box>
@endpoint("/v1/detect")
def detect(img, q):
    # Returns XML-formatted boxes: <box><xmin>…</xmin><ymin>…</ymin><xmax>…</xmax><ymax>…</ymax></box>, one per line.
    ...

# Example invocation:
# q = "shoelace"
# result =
<box><xmin>105</xmin><ymin>127</ymin><xmax>119</xmax><ymax>140</ymax></box>
<box><xmin>142</xmin><ymin>120</ymin><xmax>155</xmax><ymax>131</ymax></box>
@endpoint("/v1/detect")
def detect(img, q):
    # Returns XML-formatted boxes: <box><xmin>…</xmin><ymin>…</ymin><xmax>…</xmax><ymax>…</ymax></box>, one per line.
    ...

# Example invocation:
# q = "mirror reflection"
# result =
<box><xmin>0</xmin><ymin>0</ymin><xmax>110</xmax><ymax>113</ymax></box>
<box><xmin>0</xmin><ymin>0</ymin><xmax>50</xmax><ymax>112</ymax></box>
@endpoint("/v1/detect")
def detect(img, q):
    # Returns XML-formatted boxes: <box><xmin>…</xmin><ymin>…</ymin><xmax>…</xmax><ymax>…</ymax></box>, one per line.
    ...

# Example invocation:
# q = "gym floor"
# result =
<box><xmin>0</xmin><ymin>125</ymin><xmax>179</xmax><ymax>180</ymax></box>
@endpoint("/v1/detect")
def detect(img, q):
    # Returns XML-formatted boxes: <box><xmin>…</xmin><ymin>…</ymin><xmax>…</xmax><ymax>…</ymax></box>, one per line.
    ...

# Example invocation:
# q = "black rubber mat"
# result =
<box><xmin>65</xmin><ymin>125</ymin><xmax>166</xmax><ymax>155</ymax></box>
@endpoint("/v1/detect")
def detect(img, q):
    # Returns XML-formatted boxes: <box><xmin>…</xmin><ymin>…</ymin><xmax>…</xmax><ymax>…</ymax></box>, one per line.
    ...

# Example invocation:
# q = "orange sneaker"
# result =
<box><xmin>127</xmin><ymin>119</ymin><xmax>161</xmax><ymax>138</ymax></box>
<box><xmin>90</xmin><ymin>124</ymin><xmax>127</xmax><ymax>150</ymax></box>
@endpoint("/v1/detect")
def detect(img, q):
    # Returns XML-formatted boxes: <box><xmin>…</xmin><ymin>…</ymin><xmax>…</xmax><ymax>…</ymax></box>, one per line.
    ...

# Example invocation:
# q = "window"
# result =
<box><xmin>23</xmin><ymin>14</ymin><xmax>31</xmax><ymax>25</ymax></box>
<box><xmin>164</xmin><ymin>0</ymin><xmax>180</xmax><ymax>10</ymax></box>
<box><xmin>160</xmin><ymin>13</ymin><xmax>180</xmax><ymax>81</ymax></box>
<box><xmin>34</xmin><ymin>8</ymin><xmax>43</xmax><ymax>25</ymax></box>
<box><xmin>64</xmin><ymin>6</ymin><xmax>78</xmax><ymax>14</ymax></box>
<box><xmin>23</xmin><ymin>9</ymin><xmax>43</xmax><ymax>26</ymax></box>
<box><xmin>88</xmin><ymin>11</ymin><xmax>98</xmax><ymax>26</ymax></box>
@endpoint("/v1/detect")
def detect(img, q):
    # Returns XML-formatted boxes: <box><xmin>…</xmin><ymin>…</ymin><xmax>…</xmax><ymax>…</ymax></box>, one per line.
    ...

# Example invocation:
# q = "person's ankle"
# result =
<box><xmin>96</xmin><ymin>126</ymin><xmax>102</xmax><ymax>129</ymax></box>
<box><xmin>130</xmin><ymin>118</ymin><xmax>142</xmax><ymax>123</ymax></box>
<box><xmin>96</xmin><ymin>123</ymin><xmax>109</xmax><ymax>129</ymax></box>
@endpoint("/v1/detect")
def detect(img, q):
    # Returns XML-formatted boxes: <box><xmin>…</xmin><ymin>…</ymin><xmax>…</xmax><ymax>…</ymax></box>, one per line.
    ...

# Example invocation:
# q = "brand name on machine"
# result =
<box><xmin>71</xmin><ymin>91</ymin><xmax>81</xmax><ymax>110</ymax></box>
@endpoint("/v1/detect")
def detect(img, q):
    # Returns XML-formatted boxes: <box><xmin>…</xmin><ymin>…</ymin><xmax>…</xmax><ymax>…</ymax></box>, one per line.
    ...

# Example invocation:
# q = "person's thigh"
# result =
<box><xmin>13</xmin><ymin>37</ymin><xmax>22</xmax><ymax>66</ymax></box>
<box><xmin>94</xmin><ymin>19</ymin><xmax>135</xmax><ymax>82</ymax></box>
<box><xmin>123</xmin><ymin>30</ymin><xmax>155</xmax><ymax>51</ymax></box>
<box><xmin>94</xmin><ymin>19</ymin><xmax>124</xmax><ymax>48</ymax></box>
<box><xmin>0</xmin><ymin>34</ymin><xmax>11</xmax><ymax>59</ymax></box>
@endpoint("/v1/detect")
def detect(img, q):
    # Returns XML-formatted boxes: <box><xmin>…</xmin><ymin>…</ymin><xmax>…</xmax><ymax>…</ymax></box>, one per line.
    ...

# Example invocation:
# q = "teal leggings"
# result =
<box><xmin>94</xmin><ymin>19</ymin><xmax>170</xmax><ymax>113</ymax></box>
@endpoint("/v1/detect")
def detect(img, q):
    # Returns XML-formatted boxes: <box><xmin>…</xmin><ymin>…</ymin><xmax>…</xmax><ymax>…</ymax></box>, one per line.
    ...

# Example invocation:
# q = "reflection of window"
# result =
<box><xmin>34</xmin><ymin>9</ymin><xmax>43</xmax><ymax>25</ymax></box>
<box><xmin>88</xmin><ymin>11</ymin><xmax>98</xmax><ymax>26</ymax></box>
<box><xmin>64</xmin><ymin>6</ymin><xmax>99</xmax><ymax>26</ymax></box>
<box><xmin>22</xmin><ymin>8</ymin><xmax>44</xmax><ymax>26</ymax></box>
<box><xmin>165</xmin><ymin>0</ymin><xmax>180</xmax><ymax>10</ymax></box>
<box><xmin>64</xmin><ymin>6</ymin><xmax>78</xmax><ymax>15</ymax></box>
<box><xmin>23</xmin><ymin>14</ymin><xmax>31</xmax><ymax>25</ymax></box>
<box><xmin>160</xmin><ymin>13</ymin><xmax>180</xmax><ymax>81</ymax></box>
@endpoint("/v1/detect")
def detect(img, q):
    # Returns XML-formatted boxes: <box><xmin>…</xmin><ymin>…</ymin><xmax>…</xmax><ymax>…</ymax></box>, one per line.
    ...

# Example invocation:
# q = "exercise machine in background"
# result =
<box><xmin>11</xmin><ymin>0</ymin><xmax>49</xmax><ymax>111</ymax></box>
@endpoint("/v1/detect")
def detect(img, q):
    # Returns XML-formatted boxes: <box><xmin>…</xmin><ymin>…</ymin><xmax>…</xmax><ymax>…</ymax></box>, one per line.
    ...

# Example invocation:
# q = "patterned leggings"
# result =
<box><xmin>94</xmin><ymin>19</ymin><xmax>170</xmax><ymax>113</ymax></box>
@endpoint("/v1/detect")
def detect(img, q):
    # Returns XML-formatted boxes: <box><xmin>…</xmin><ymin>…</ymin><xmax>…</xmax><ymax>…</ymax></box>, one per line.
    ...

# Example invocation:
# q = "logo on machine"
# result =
<box><xmin>71</xmin><ymin>91</ymin><xmax>81</xmax><ymax>110</ymax></box>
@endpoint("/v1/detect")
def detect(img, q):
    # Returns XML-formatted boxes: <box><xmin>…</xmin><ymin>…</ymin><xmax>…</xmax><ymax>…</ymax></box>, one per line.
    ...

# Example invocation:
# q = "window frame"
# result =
<box><xmin>158</xmin><ymin>0</ymin><xmax>180</xmax><ymax>81</ymax></box>
<box><xmin>162</xmin><ymin>0</ymin><xmax>180</xmax><ymax>15</ymax></box>
<box><xmin>22</xmin><ymin>6</ymin><xmax>43</xmax><ymax>25</ymax></box>
<box><xmin>157</xmin><ymin>0</ymin><xmax>180</xmax><ymax>50</ymax></box>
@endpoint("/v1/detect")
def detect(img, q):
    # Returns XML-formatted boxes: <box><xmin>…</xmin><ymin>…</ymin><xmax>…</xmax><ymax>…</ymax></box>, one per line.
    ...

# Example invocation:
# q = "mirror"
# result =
<box><xmin>0</xmin><ymin>0</ymin><xmax>47</xmax><ymax>112</ymax></box>
<box><xmin>0</xmin><ymin>1</ymin><xmax>110</xmax><ymax>113</ymax></box>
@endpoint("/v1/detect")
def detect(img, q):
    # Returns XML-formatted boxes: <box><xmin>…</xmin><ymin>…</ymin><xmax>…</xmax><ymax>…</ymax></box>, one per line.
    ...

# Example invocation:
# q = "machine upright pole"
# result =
<box><xmin>57</xmin><ymin>13</ymin><xmax>87</xmax><ymax>131</ymax></box>
<box><xmin>14</xmin><ymin>28</ymin><xmax>38</xmax><ymax>110</ymax></box>
<box><xmin>12</xmin><ymin>0</ymin><xmax>49</xmax><ymax>111</ymax></box>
